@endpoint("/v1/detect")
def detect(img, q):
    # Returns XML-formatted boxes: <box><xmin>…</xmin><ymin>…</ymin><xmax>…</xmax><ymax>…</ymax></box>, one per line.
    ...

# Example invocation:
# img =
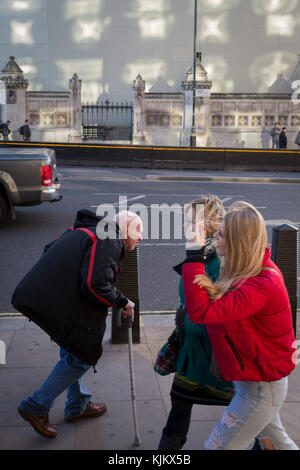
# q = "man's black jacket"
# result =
<box><xmin>279</xmin><ymin>131</ymin><xmax>287</xmax><ymax>148</ymax></box>
<box><xmin>12</xmin><ymin>209</ymin><xmax>128</xmax><ymax>365</ymax></box>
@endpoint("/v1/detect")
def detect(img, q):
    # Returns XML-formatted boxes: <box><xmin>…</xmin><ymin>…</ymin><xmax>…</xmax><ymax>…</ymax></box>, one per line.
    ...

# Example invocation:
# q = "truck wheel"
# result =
<box><xmin>0</xmin><ymin>193</ymin><xmax>9</xmax><ymax>226</ymax></box>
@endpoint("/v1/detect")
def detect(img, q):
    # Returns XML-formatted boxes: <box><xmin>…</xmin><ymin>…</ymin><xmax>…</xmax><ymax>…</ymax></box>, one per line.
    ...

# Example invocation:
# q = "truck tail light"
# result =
<box><xmin>41</xmin><ymin>165</ymin><xmax>52</xmax><ymax>186</ymax></box>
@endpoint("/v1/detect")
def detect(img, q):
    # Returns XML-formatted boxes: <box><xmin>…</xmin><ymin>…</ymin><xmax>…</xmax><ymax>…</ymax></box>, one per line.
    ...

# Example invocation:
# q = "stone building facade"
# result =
<box><xmin>133</xmin><ymin>53</ymin><xmax>300</xmax><ymax>149</ymax></box>
<box><xmin>1</xmin><ymin>54</ymin><xmax>300</xmax><ymax>148</ymax></box>
<box><xmin>0</xmin><ymin>56</ymin><xmax>82</xmax><ymax>143</ymax></box>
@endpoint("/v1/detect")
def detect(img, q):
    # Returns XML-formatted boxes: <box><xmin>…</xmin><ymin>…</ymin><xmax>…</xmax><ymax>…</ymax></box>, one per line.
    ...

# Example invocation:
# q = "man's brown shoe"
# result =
<box><xmin>18</xmin><ymin>406</ymin><xmax>58</xmax><ymax>438</ymax></box>
<box><xmin>65</xmin><ymin>401</ymin><xmax>107</xmax><ymax>422</ymax></box>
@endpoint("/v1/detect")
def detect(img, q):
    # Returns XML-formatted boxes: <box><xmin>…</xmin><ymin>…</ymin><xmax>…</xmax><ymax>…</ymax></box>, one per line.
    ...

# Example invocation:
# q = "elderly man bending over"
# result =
<box><xmin>12</xmin><ymin>209</ymin><xmax>143</xmax><ymax>438</ymax></box>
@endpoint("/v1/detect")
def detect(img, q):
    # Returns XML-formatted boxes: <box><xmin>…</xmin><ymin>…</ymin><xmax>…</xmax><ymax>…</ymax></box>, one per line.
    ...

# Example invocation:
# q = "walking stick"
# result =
<box><xmin>127</xmin><ymin>316</ymin><xmax>142</xmax><ymax>446</ymax></box>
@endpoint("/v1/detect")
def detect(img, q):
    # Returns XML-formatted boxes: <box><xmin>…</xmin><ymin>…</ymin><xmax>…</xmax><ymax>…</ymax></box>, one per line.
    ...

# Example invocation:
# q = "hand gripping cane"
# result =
<box><xmin>127</xmin><ymin>316</ymin><xmax>142</xmax><ymax>446</ymax></box>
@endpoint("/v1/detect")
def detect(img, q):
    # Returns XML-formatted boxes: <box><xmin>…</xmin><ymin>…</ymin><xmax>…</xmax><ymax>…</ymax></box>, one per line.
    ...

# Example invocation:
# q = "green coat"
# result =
<box><xmin>175</xmin><ymin>242</ymin><xmax>231</xmax><ymax>390</ymax></box>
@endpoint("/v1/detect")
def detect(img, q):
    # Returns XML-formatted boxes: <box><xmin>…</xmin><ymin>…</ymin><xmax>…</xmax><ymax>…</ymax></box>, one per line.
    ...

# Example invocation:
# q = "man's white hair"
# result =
<box><xmin>114</xmin><ymin>210</ymin><xmax>143</xmax><ymax>238</ymax></box>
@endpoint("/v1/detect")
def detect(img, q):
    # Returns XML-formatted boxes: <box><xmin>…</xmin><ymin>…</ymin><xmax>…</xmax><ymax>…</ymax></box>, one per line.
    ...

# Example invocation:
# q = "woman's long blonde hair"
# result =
<box><xmin>185</xmin><ymin>194</ymin><xmax>225</xmax><ymax>238</ymax></box>
<box><xmin>194</xmin><ymin>201</ymin><xmax>268</xmax><ymax>299</ymax></box>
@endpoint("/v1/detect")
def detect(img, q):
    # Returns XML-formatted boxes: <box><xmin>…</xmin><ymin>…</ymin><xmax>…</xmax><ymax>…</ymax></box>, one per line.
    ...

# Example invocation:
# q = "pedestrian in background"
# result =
<box><xmin>1</xmin><ymin>120</ymin><xmax>11</xmax><ymax>141</ymax></box>
<box><xmin>19</xmin><ymin>119</ymin><xmax>31</xmax><ymax>141</ymax></box>
<box><xmin>270</xmin><ymin>122</ymin><xmax>280</xmax><ymax>149</ymax></box>
<box><xmin>279</xmin><ymin>127</ymin><xmax>288</xmax><ymax>149</ymax></box>
<box><xmin>12</xmin><ymin>209</ymin><xmax>143</xmax><ymax>439</ymax></box>
<box><xmin>182</xmin><ymin>201</ymin><xmax>298</xmax><ymax>450</ymax></box>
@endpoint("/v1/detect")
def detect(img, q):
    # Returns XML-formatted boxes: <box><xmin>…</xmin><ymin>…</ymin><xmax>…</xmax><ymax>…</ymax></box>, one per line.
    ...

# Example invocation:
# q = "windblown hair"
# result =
<box><xmin>193</xmin><ymin>201</ymin><xmax>267</xmax><ymax>299</ymax></box>
<box><xmin>185</xmin><ymin>194</ymin><xmax>225</xmax><ymax>238</ymax></box>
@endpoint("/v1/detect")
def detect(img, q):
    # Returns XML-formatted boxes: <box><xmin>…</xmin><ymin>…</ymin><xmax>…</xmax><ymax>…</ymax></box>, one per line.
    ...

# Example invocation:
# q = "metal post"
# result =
<box><xmin>271</xmin><ymin>224</ymin><xmax>299</xmax><ymax>334</ymax></box>
<box><xmin>111</xmin><ymin>245</ymin><xmax>140</xmax><ymax>344</ymax></box>
<box><xmin>190</xmin><ymin>0</ymin><xmax>197</xmax><ymax>148</ymax></box>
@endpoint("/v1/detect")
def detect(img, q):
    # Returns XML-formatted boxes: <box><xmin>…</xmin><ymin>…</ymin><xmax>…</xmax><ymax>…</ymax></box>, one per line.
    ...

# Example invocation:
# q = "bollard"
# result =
<box><xmin>111</xmin><ymin>245</ymin><xmax>140</xmax><ymax>344</ymax></box>
<box><xmin>271</xmin><ymin>224</ymin><xmax>299</xmax><ymax>335</ymax></box>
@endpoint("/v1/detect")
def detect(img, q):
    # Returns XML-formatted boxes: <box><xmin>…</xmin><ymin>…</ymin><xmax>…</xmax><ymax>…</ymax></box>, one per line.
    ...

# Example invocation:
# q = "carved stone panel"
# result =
<box><xmin>251</xmin><ymin>115</ymin><xmax>262</xmax><ymax>126</ymax></box>
<box><xmin>265</xmin><ymin>115</ymin><xmax>275</xmax><ymax>126</ymax></box>
<box><xmin>278</xmin><ymin>115</ymin><xmax>288</xmax><ymax>126</ymax></box>
<box><xmin>159</xmin><ymin>114</ymin><xmax>170</xmax><ymax>126</ymax></box>
<box><xmin>238</xmin><ymin>115</ymin><xmax>248</xmax><ymax>126</ymax></box>
<box><xmin>291</xmin><ymin>115</ymin><xmax>300</xmax><ymax>126</ymax></box>
<box><xmin>29</xmin><ymin>112</ymin><xmax>40</xmax><ymax>125</ymax></box>
<box><xmin>146</xmin><ymin>114</ymin><xmax>158</xmax><ymax>125</ymax></box>
<box><xmin>41</xmin><ymin>113</ymin><xmax>54</xmax><ymax>126</ymax></box>
<box><xmin>56</xmin><ymin>112</ymin><xmax>68</xmax><ymax>126</ymax></box>
<box><xmin>224</xmin><ymin>115</ymin><xmax>235</xmax><ymax>126</ymax></box>
<box><xmin>211</xmin><ymin>115</ymin><xmax>222</xmax><ymax>126</ymax></box>
<box><xmin>172</xmin><ymin>115</ymin><xmax>183</xmax><ymax>127</ymax></box>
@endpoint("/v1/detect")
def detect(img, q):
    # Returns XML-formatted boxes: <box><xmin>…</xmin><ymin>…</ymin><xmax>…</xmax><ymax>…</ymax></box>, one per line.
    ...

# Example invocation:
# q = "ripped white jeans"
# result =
<box><xmin>204</xmin><ymin>377</ymin><xmax>298</xmax><ymax>450</ymax></box>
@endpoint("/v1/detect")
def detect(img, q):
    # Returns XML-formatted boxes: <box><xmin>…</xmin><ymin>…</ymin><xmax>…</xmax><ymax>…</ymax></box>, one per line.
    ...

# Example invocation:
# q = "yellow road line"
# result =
<box><xmin>3</xmin><ymin>142</ymin><xmax>300</xmax><ymax>154</ymax></box>
<box><xmin>0</xmin><ymin>310</ymin><xmax>176</xmax><ymax>319</ymax></box>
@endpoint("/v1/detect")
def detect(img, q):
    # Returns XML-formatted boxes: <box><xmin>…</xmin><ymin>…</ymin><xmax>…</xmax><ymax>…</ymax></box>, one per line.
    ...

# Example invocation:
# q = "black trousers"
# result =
<box><xmin>164</xmin><ymin>395</ymin><xmax>193</xmax><ymax>439</ymax></box>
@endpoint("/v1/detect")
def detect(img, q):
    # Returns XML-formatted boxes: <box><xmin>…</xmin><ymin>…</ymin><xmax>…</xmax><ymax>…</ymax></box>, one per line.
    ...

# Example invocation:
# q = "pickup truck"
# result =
<box><xmin>0</xmin><ymin>147</ymin><xmax>62</xmax><ymax>225</ymax></box>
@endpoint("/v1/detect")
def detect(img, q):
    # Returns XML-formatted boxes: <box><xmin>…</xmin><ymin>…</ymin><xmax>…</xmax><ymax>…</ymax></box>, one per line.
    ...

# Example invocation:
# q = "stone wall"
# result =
<box><xmin>208</xmin><ymin>94</ymin><xmax>300</xmax><ymax>149</ymax></box>
<box><xmin>134</xmin><ymin>89</ymin><xmax>300</xmax><ymax>149</ymax></box>
<box><xmin>26</xmin><ymin>91</ymin><xmax>70</xmax><ymax>142</ymax></box>
<box><xmin>143</xmin><ymin>93</ymin><xmax>184</xmax><ymax>146</ymax></box>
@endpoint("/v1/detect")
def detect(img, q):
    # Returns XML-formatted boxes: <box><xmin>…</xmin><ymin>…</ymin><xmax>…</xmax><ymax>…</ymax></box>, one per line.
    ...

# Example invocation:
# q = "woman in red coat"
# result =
<box><xmin>182</xmin><ymin>201</ymin><xmax>298</xmax><ymax>450</ymax></box>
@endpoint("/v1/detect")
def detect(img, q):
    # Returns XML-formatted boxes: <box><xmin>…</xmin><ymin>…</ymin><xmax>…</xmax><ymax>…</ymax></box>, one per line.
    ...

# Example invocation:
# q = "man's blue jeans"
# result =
<box><xmin>20</xmin><ymin>348</ymin><xmax>92</xmax><ymax>419</ymax></box>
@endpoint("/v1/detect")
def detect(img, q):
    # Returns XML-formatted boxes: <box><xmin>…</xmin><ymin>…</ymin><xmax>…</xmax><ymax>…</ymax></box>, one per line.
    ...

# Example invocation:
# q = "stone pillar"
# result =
<box><xmin>68</xmin><ymin>73</ymin><xmax>82</xmax><ymax>143</ymax></box>
<box><xmin>132</xmin><ymin>74</ymin><xmax>146</xmax><ymax>144</ymax></box>
<box><xmin>180</xmin><ymin>90</ymin><xmax>193</xmax><ymax>146</ymax></box>
<box><xmin>0</xmin><ymin>56</ymin><xmax>28</xmax><ymax>140</ymax></box>
<box><xmin>181</xmin><ymin>52</ymin><xmax>212</xmax><ymax>147</ymax></box>
<box><xmin>0</xmin><ymin>81</ymin><xmax>6</xmax><ymax>123</ymax></box>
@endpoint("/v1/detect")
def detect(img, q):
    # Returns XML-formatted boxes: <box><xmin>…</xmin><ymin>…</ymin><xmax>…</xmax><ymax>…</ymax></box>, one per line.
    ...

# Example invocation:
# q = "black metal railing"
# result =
<box><xmin>82</xmin><ymin>100</ymin><xmax>133</xmax><ymax>141</ymax></box>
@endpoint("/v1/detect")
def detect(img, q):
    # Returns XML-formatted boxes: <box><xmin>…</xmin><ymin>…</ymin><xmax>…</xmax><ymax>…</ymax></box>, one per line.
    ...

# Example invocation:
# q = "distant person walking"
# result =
<box><xmin>19</xmin><ymin>119</ymin><xmax>31</xmax><ymax>142</ymax></box>
<box><xmin>279</xmin><ymin>127</ymin><xmax>288</xmax><ymax>149</ymax></box>
<box><xmin>270</xmin><ymin>122</ymin><xmax>280</xmax><ymax>149</ymax></box>
<box><xmin>1</xmin><ymin>120</ymin><xmax>11</xmax><ymax>142</ymax></box>
<box><xmin>294</xmin><ymin>130</ymin><xmax>300</xmax><ymax>147</ymax></box>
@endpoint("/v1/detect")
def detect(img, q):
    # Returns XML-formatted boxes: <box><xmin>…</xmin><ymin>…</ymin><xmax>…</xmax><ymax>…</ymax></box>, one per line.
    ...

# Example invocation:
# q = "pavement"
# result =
<box><xmin>59</xmin><ymin>167</ymin><xmax>300</xmax><ymax>184</ymax></box>
<box><xmin>0</xmin><ymin>313</ymin><xmax>300</xmax><ymax>451</ymax></box>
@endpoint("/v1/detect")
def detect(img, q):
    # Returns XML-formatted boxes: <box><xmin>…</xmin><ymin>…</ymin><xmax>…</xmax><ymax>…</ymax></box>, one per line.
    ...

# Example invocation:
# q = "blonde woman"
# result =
<box><xmin>182</xmin><ymin>201</ymin><xmax>298</xmax><ymax>450</ymax></box>
<box><xmin>158</xmin><ymin>196</ymin><xmax>234</xmax><ymax>450</ymax></box>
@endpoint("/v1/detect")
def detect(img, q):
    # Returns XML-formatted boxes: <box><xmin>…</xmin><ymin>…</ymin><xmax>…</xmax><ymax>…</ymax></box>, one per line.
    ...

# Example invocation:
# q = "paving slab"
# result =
<box><xmin>74</xmin><ymin>399</ymin><xmax>167</xmax><ymax>450</ymax></box>
<box><xmin>0</xmin><ymin>423</ymin><xmax>75</xmax><ymax>450</ymax></box>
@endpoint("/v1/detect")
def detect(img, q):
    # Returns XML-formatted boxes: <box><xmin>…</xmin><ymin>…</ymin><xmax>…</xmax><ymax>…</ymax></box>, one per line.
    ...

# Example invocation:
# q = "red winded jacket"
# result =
<box><xmin>182</xmin><ymin>247</ymin><xmax>296</xmax><ymax>382</ymax></box>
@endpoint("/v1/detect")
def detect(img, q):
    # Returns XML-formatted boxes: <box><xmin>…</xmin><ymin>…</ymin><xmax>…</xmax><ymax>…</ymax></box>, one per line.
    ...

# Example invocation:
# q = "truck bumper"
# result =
<box><xmin>40</xmin><ymin>177</ymin><xmax>62</xmax><ymax>203</ymax></box>
<box><xmin>40</xmin><ymin>187</ymin><xmax>62</xmax><ymax>203</ymax></box>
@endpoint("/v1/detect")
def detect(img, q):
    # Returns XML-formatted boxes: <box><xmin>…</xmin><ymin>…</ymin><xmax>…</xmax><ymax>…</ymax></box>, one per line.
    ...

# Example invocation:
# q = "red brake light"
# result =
<box><xmin>41</xmin><ymin>165</ymin><xmax>52</xmax><ymax>186</ymax></box>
